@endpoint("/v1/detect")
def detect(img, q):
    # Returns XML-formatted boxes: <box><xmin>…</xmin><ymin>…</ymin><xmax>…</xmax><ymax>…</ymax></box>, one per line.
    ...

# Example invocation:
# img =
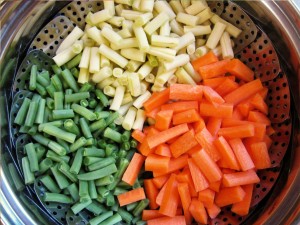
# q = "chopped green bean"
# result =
<box><xmin>136</xmin><ymin>221</ymin><xmax>147</xmax><ymax>225</ymax></box>
<box><xmin>87</xmin><ymin>157</ymin><xmax>116</xmax><ymax>171</ymax></box>
<box><xmin>28</xmin><ymin>125</ymin><xmax>38</xmax><ymax>135</ymax></box>
<box><xmin>56</xmin><ymin>138</ymin><xmax>70</xmax><ymax>154</ymax></box>
<box><xmin>106</xmin><ymin>193</ymin><xmax>115</xmax><ymax>207</ymax></box>
<box><xmin>80</xmin><ymin>99</ymin><xmax>89</xmax><ymax>107</ymax></box>
<box><xmin>67</xmin><ymin>183</ymin><xmax>79</xmax><ymax>202</ymax></box>
<box><xmin>95</xmin><ymin>175</ymin><xmax>114</xmax><ymax>186</ymax></box>
<box><xmin>70</xmin><ymin>67</ymin><xmax>79</xmax><ymax>79</ymax></box>
<box><xmin>97</xmin><ymin>139</ymin><xmax>107</xmax><ymax>149</ymax></box>
<box><xmin>22</xmin><ymin>157</ymin><xmax>35</xmax><ymax>184</ymax></box>
<box><xmin>24</xmin><ymin>101</ymin><xmax>38</xmax><ymax>127</ymax></box>
<box><xmin>40</xmin><ymin>175</ymin><xmax>61</xmax><ymax>193</ymax></box>
<box><xmin>25</xmin><ymin>143</ymin><xmax>39</xmax><ymax>172</ymax></box>
<box><xmin>97</xmin><ymin>186</ymin><xmax>109</xmax><ymax>198</ymax></box>
<box><xmin>70</xmin><ymin>148</ymin><xmax>83</xmax><ymax>175</ymax></box>
<box><xmin>43</xmin><ymin>192</ymin><xmax>73</xmax><ymax>204</ymax></box>
<box><xmin>111</xmin><ymin>202</ymin><xmax>119</xmax><ymax>212</ymax></box>
<box><xmin>36</xmin><ymin>83</ymin><xmax>47</xmax><ymax>97</ymax></box>
<box><xmin>85</xmin><ymin>138</ymin><xmax>95</xmax><ymax>146</ymax></box>
<box><xmin>14</xmin><ymin>97</ymin><xmax>31</xmax><ymax>125</ymax></box>
<box><xmin>58</xmin><ymin>161</ymin><xmax>78</xmax><ymax>182</ymax></box>
<box><xmin>65</xmin><ymin>92</ymin><xmax>90</xmax><ymax>103</ymax></box>
<box><xmin>86</xmin><ymin>201</ymin><xmax>105</xmax><ymax>215</ymax></box>
<box><xmin>78</xmin><ymin>163</ymin><xmax>117</xmax><ymax>181</ymax></box>
<box><xmin>113</xmin><ymin>187</ymin><xmax>127</xmax><ymax>196</ymax></box>
<box><xmin>39</xmin><ymin>70</ymin><xmax>50</xmax><ymax>83</ymax></box>
<box><xmin>79</xmin><ymin>118</ymin><xmax>92</xmax><ymax>139</ymax></box>
<box><xmin>83</xmin><ymin>147</ymin><xmax>105</xmax><ymax>157</ymax></box>
<box><xmin>105</xmin><ymin>144</ymin><xmax>118</xmax><ymax>156</ymax></box>
<box><xmin>94</xmin><ymin>111</ymin><xmax>110</xmax><ymax>120</ymax></box>
<box><xmin>118</xmin><ymin>208</ymin><xmax>133</xmax><ymax>224</ymax></box>
<box><xmin>89</xmin><ymin>211</ymin><xmax>113</xmax><ymax>225</ymax></box>
<box><xmin>103</xmin><ymin>127</ymin><xmax>122</xmax><ymax>143</ymax></box>
<box><xmin>37</xmin><ymin>74</ymin><xmax>50</xmax><ymax>87</ymax></box>
<box><xmin>35</xmin><ymin>98</ymin><xmax>46</xmax><ymax>124</ymax></box>
<box><xmin>88</xmin><ymin>98</ymin><xmax>97</xmax><ymax>109</ymax></box>
<box><xmin>89</xmin><ymin>119</ymin><xmax>106</xmax><ymax>132</ymax></box>
<box><xmin>122</xmin><ymin>141</ymin><xmax>131</xmax><ymax>151</ymax></box>
<box><xmin>107</xmin><ymin>158</ymin><xmax>129</xmax><ymax>190</ymax></box>
<box><xmin>83</xmin><ymin>157</ymin><xmax>103</xmax><ymax>166</ymax></box>
<box><xmin>79</xmin><ymin>180</ymin><xmax>89</xmax><ymax>197</ymax></box>
<box><xmin>121</xmin><ymin>130</ymin><xmax>131</xmax><ymax>142</ymax></box>
<box><xmin>126</xmin><ymin>202</ymin><xmax>139</xmax><ymax>212</ymax></box>
<box><xmin>95</xmin><ymin>89</ymin><xmax>109</xmax><ymax>107</ymax></box>
<box><xmin>54</xmin><ymin>92</ymin><xmax>64</xmax><ymax>110</ymax></box>
<box><xmin>46</xmin><ymin>97</ymin><xmax>54</xmax><ymax>109</ymax></box>
<box><xmin>48</xmin><ymin>140</ymin><xmax>67</xmax><ymax>156</ymax></box>
<box><xmin>66</xmin><ymin>53</ymin><xmax>82</xmax><ymax>69</ymax></box>
<box><xmin>32</xmin><ymin>133</ymin><xmax>51</xmax><ymax>146</ymax></box>
<box><xmin>50</xmin><ymin>164</ymin><xmax>70</xmax><ymax>189</ymax></box>
<box><xmin>88</xmin><ymin>180</ymin><xmax>98</xmax><ymax>199</ymax></box>
<box><xmin>71</xmin><ymin>103</ymin><xmax>96</xmax><ymax>121</ymax></box>
<box><xmin>64</xmin><ymin>89</ymin><xmax>73</xmax><ymax>109</ymax></box>
<box><xmin>133</xmin><ymin>199</ymin><xmax>149</xmax><ymax>217</ymax></box>
<box><xmin>43</xmin><ymin>124</ymin><xmax>76</xmax><ymax>143</ymax></box>
<box><xmin>70</xmin><ymin>137</ymin><xmax>87</xmax><ymax>152</ymax></box>
<box><xmin>46</xmin><ymin>150</ymin><xmax>69</xmax><ymax>163</ymax></box>
<box><xmin>52</xmin><ymin>65</ymin><xmax>62</xmax><ymax>75</ymax></box>
<box><xmin>98</xmin><ymin>213</ymin><xmax>121</xmax><ymax>225</ymax></box>
<box><xmin>38</xmin><ymin>158</ymin><xmax>53</xmax><ymax>175</ymax></box>
<box><xmin>45</xmin><ymin>83</ymin><xmax>56</xmax><ymax>98</ymax></box>
<box><xmin>52</xmin><ymin>109</ymin><xmax>75</xmax><ymax>120</ymax></box>
<box><xmin>51</xmin><ymin>74</ymin><xmax>63</xmax><ymax>92</ymax></box>
<box><xmin>61</xmin><ymin>69</ymin><xmax>79</xmax><ymax>92</ymax></box>
<box><xmin>79</xmin><ymin>82</ymin><xmax>94</xmax><ymax>92</ymax></box>
<box><xmin>29</xmin><ymin>65</ymin><xmax>37</xmax><ymax>91</ymax></box>
<box><xmin>8</xmin><ymin>163</ymin><xmax>25</xmax><ymax>191</ymax></box>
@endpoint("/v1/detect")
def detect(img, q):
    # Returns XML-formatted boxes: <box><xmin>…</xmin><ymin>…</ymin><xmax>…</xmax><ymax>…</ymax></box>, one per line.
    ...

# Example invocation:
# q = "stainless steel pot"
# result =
<box><xmin>0</xmin><ymin>1</ymin><xmax>299</xmax><ymax>224</ymax></box>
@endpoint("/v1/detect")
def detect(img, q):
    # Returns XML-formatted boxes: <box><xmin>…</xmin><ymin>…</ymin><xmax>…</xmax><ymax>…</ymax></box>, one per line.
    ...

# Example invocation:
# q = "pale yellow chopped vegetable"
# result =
<box><xmin>111</xmin><ymin>38</ymin><xmax>139</xmax><ymax>50</ymax></box>
<box><xmin>98</xmin><ymin>44</ymin><xmax>128</xmax><ymax>68</ymax></box>
<box><xmin>78</xmin><ymin>68</ymin><xmax>90</xmax><ymax>84</ymax></box>
<box><xmin>110</xmin><ymin>86</ymin><xmax>126</xmax><ymax>111</ymax></box>
<box><xmin>126</xmin><ymin>60</ymin><xmax>142</xmax><ymax>72</ymax></box>
<box><xmin>140</xmin><ymin>80</ymin><xmax>150</xmax><ymax>94</ymax></box>
<box><xmin>195</xmin><ymin>45</ymin><xmax>209</xmax><ymax>57</ymax></box>
<box><xmin>103</xmin><ymin>85</ymin><xmax>116</xmax><ymax>97</ymax></box>
<box><xmin>115</xmin><ymin>0</ymin><xmax>133</xmax><ymax>6</ymax></box>
<box><xmin>86</xmin><ymin>26</ymin><xmax>109</xmax><ymax>45</ymax></box>
<box><xmin>101</xmin><ymin>26</ymin><xmax>123</xmax><ymax>45</ymax></box>
<box><xmin>145</xmin><ymin>73</ymin><xmax>155</xmax><ymax>83</ymax></box>
<box><xmin>159</xmin><ymin>21</ymin><xmax>171</xmax><ymax>36</ymax></box>
<box><xmin>92</xmin><ymin>67</ymin><xmax>113</xmax><ymax>83</ymax></box>
<box><xmin>170</xmin><ymin>19</ymin><xmax>184</xmax><ymax>36</ymax></box>
<box><xmin>132</xmin><ymin>25</ymin><xmax>150</xmax><ymax>51</ymax></box>
<box><xmin>183</xmin><ymin>62</ymin><xmax>202</xmax><ymax>82</ymax></box>
<box><xmin>144</xmin><ymin>12</ymin><xmax>170</xmax><ymax>35</ymax></box>
<box><xmin>163</xmin><ymin>54</ymin><xmax>190</xmax><ymax>71</ymax></box>
<box><xmin>133</xmin><ymin>91</ymin><xmax>151</xmax><ymax>109</ymax></box>
<box><xmin>53</xmin><ymin>46</ymin><xmax>78</xmax><ymax>67</ymax></box>
<box><xmin>140</xmin><ymin>0</ymin><xmax>154</xmax><ymax>12</ymax></box>
<box><xmin>132</xmin><ymin>0</ymin><xmax>141</xmax><ymax>10</ymax></box>
<box><xmin>137</xmin><ymin>62</ymin><xmax>153</xmax><ymax>80</ymax></box>
<box><xmin>122</xmin><ymin>106</ymin><xmax>137</xmax><ymax>130</ymax></box>
<box><xmin>90</xmin><ymin>9</ymin><xmax>113</xmax><ymax>24</ymax></box>
<box><xmin>187</xmin><ymin>42</ymin><xmax>196</xmax><ymax>55</ymax></box>
<box><xmin>89</xmin><ymin>47</ymin><xmax>101</xmax><ymax>73</ymax></box>
<box><xmin>79</xmin><ymin>47</ymin><xmax>91</xmax><ymax>69</ymax></box>
<box><xmin>169</xmin><ymin>1</ymin><xmax>185</xmax><ymax>14</ymax></box>
<box><xmin>132</xmin><ymin>109</ymin><xmax>146</xmax><ymax>130</ymax></box>
<box><xmin>151</xmin><ymin>35</ymin><xmax>179</xmax><ymax>48</ymax></box>
<box><xmin>167</xmin><ymin>75</ymin><xmax>178</xmax><ymax>86</ymax></box>
<box><xmin>146</xmin><ymin>46</ymin><xmax>176</xmax><ymax>62</ymax></box>
<box><xmin>104</xmin><ymin>0</ymin><xmax>115</xmax><ymax>16</ymax></box>
<box><xmin>174</xmin><ymin>32</ymin><xmax>195</xmax><ymax>52</ymax></box>
<box><xmin>185</xmin><ymin>0</ymin><xmax>207</xmax><ymax>15</ymax></box>
<box><xmin>134</xmin><ymin>12</ymin><xmax>153</xmax><ymax>26</ymax></box>
<box><xmin>118</xmin><ymin>101</ymin><xmax>133</xmax><ymax>116</ymax></box>
<box><xmin>121</xmin><ymin>93</ymin><xmax>133</xmax><ymax>105</ymax></box>
<box><xmin>206</xmin><ymin>21</ymin><xmax>226</xmax><ymax>49</ymax></box>
<box><xmin>175</xmin><ymin>67</ymin><xmax>197</xmax><ymax>85</ymax></box>
<box><xmin>196</xmin><ymin>38</ymin><xmax>206</xmax><ymax>47</ymax></box>
<box><xmin>98</xmin><ymin>22</ymin><xmax>113</xmax><ymax>29</ymax></box>
<box><xmin>113</xmin><ymin>68</ymin><xmax>124</xmax><ymax>78</ymax></box>
<box><xmin>100</xmin><ymin>55</ymin><xmax>110</xmax><ymax>67</ymax></box>
<box><xmin>155</xmin><ymin>68</ymin><xmax>177</xmax><ymax>86</ymax></box>
<box><xmin>210</xmin><ymin>14</ymin><xmax>242</xmax><ymax>38</ymax></box>
<box><xmin>56</xmin><ymin>26</ymin><xmax>84</xmax><ymax>54</ymax></box>
<box><xmin>183</xmin><ymin>25</ymin><xmax>211</xmax><ymax>36</ymax></box>
<box><xmin>98</xmin><ymin>77</ymin><xmax>115</xmax><ymax>89</ymax></box>
<box><xmin>118</xmin><ymin>28</ymin><xmax>133</xmax><ymax>39</ymax></box>
<box><xmin>196</xmin><ymin>7</ymin><xmax>213</xmax><ymax>24</ymax></box>
<box><xmin>121</xmin><ymin>10</ymin><xmax>143</xmax><ymax>20</ymax></box>
<box><xmin>221</xmin><ymin>31</ymin><xmax>234</xmax><ymax>59</ymax></box>
<box><xmin>181</xmin><ymin>0</ymin><xmax>191</xmax><ymax>8</ymax></box>
<box><xmin>127</xmin><ymin>72</ymin><xmax>141</xmax><ymax>97</ymax></box>
<box><xmin>121</xmin><ymin>48</ymin><xmax>146</xmax><ymax>62</ymax></box>
<box><xmin>115</xmin><ymin>4</ymin><xmax>124</xmax><ymax>16</ymax></box>
<box><xmin>72</xmin><ymin>40</ymin><xmax>84</xmax><ymax>54</ymax></box>
<box><xmin>154</xmin><ymin>1</ymin><xmax>176</xmax><ymax>20</ymax></box>
<box><xmin>176</xmin><ymin>12</ymin><xmax>199</xmax><ymax>26</ymax></box>
<box><xmin>107</xmin><ymin>16</ymin><xmax>124</xmax><ymax>27</ymax></box>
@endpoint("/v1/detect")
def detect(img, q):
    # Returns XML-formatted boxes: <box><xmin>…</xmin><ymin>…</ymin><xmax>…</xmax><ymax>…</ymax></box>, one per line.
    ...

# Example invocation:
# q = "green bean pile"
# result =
<box><xmin>14</xmin><ymin>64</ymin><xmax>147</xmax><ymax>225</ymax></box>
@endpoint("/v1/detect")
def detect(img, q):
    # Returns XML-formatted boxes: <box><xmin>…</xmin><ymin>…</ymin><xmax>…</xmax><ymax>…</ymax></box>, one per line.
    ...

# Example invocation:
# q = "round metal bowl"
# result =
<box><xmin>0</xmin><ymin>1</ymin><xmax>299</xmax><ymax>225</ymax></box>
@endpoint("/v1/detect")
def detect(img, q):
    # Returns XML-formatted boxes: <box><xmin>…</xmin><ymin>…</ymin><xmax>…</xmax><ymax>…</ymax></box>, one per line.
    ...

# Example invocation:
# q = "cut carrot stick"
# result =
<box><xmin>232</xmin><ymin>108</ymin><xmax>244</xmax><ymax>120</ymax></box>
<box><xmin>198</xmin><ymin>59</ymin><xmax>231</xmax><ymax>80</ymax></box>
<box><xmin>145</xmin><ymin>107</ymin><xmax>160</xmax><ymax>119</ymax></box>
<box><xmin>188</xmin><ymin>159</ymin><xmax>209</xmax><ymax>192</ymax></box>
<box><xmin>131</xmin><ymin>129</ymin><xmax>146</xmax><ymax>143</ymax></box>
<box><xmin>142</xmin><ymin>210</ymin><xmax>163</xmax><ymax>221</ymax></box>
<box><xmin>222</xmin><ymin>169</ymin><xmax>260</xmax><ymax>187</ymax></box>
<box><xmin>178</xmin><ymin>183</ymin><xmax>193</xmax><ymax>225</ymax></box>
<box><xmin>225</xmin><ymin>58</ymin><xmax>254</xmax><ymax>82</ymax></box>
<box><xmin>215</xmin><ymin>186</ymin><xmax>246</xmax><ymax>207</ymax></box>
<box><xmin>248</xmin><ymin>110</ymin><xmax>271</xmax><ymax>126</ymax></box>
<box><xmin>214</xmin><ymin>136</ymin><xmax>240</xmax><ymax>170</ymax></box>
<box><xmin>186</xmin><ymin>145</ymin><xmax>202</xmax><ymax>156</ymax></box>
<box><xmin>138</xmin><ymin>141</ymin><xmax>153</xmax><ymax>156</ymax></box>
<box><xmin>209</xmin><ymin>180</ymin><xmax>221</xmax><ymax>193</ymax></box>
<box><xmin>228</xmin><ymin>138</ymin><xmax>255</xmax><ymax>171</ymax></box>
<box><xmin>218</xmin><ymin>124</ymin><xmax>255</xmax><ymax>138</ymax></box>
<box><xmin>236</xmin><ymin>102</ymin><xmax>253</xmax><ymax>118</ymax></box>
<box><xmin>193</xmin><ymin>118</ymin><xmax>206</xmax><ymax>133</ymax></box>
<box><xmin>192</xmin><ymin>51</ymin><xmax>219</xmax><ymax>69</ymax></box>
<box><xmin>170</xmin><ymin>130</ymin><xmax>198</xmax><ymax>158</ymax></box>
<box><xmin>156</xmin><ymin>181</ymin><xmax>167</xmax><ymax>206</ymax></box>
<box><xmin>155</xmin><ymin>144</ymin><xmax>172</xmax><ymax>157</ymax></box>
<box><xmin>200</xmin><ymin>102</ymin><xmax>233</xmax><ymax>118</ymax></box>
<box><xmin>231</xmin><ymin>184</ymin><xmax>254</xmax><ymax>216</ymax></box>
<box><xmin>189</xmin><ymin>199</ymin><xmax>208</xmax><ymax>224</ymax></box>
<box><xmin>194</xmin><ymin>127</ymin><xmax>221</xmax><ymax>161</ymax></box>
<box><xmin>198</xmin><ymin>189</ymin><xmax>215</xmax><ymax>206</ymax></box>
<box><xmin>152</xmin><ymin>174</ymin><xmax>170</xmax><ymax>189</ymax></box>
<box><xmin>155</xmin><ymin>110</ymin><xmax>173</xmax><ymax>131</ymax></box>
<box><xmin>147</xmin><ymin>123</ymin><xmax>189</xmax><ymax>149</ymax></box>
<box><xmin>205</xmin><ymin>203</ymin><xmax>221</xmax><ymax>219</ymax></box>
<box><xmin>169</xmin><ymin>84</ymin><xmax>203</xmax><ymax>101</ymax></box>
<box><xmin>250</xmin><ymin>93</ymin><xmax>268</xmax><ymax>115</ymax></box>
<box><xmin>191</xmin><ymin>149</ymin><xmax>223</xmax><ymax>183</ymax></box>
<box><xmin>176</xmin><ymin>208</ymin><xmax>183</xmax><ymax>215</ymax></box>
<box><xmin>173</xmin><ymin>109</ymin><xmax>201</xmax><ymax>125</ymax></box>
<box><xmin>214</xmin><ymin>78</ymin><xmax>239</xmax><ymax>97</ymax></box>
<box><xmin>264</xmin><ymin>134</ymin><xmax>273</xmax><ymax>149</ymax></box>
<box><xmin>249</xmin><ymin>142</ymin><xmax>271</xmax><ymax>169</ymax></box>
<box><xmin>159</xmin><ymin>174</ymin><xmax>180</xmax><ymax>217</ymax></box>
<box><xmin>144</xmin><ymin>88</ymin><xmax>170</xmax><ymax>112</ymax></box>
<box><xmin>202</xmin><ymin>76</ymin><xmax>235</xmax><ymax>89</ymax></box>
<box><xmin>266</xmin><ymin>125</ymin><xmax>275</xmax><ymax>136</ymax></box>
<box><xmin>145</xmin><ymin>154</ymin><xmax>170</xmax><ymax>173</ymax></box>
<box><xmin>207</xmin><ymin>117</ymin><xmax>222</xmax><ymax>137</ymax></box>
<box><xmin>203</xmin><ymin>86</ymin><xmax>225</xmax><ymax>104</ymax></box>
<box><xmin>147</xmin><ymin>216</ymin><xmax>187</xmax><ymax>225</ymax></box>
<box><xmin>179</xmin><ymin>168</ymin><xmax>198</xmax><ymax>198</ymax></box>
<box><xmin>259</xmin><ymin>87</ymin><xmax>268</xmax><ymax>100</ymax></box>
<box><xmin>117</xmin><ymin>187</ymin><xmax>146</xmax><ymax>206</ymax></box>
<box><xmin>161</xmin><ymin>101</ymin><xmax>199</xmax><ymax>113</ymax></box>
<box><xmin>144</xmin><ymin>179</ymin><xmax>159</xmax><ymax>209</ymax></box>
<box><xmin>153</xmin><ymin>154</ymin><xmax>188</xmax><ymax>177</ymax></box>
<box><xmin>122</xmin><ymin>153</ymin><xmax>145</xmax><ymax>186</ymax></box>
<box><xmin>223</xmin><ymin>79</ymin><xmax>264</xmax><ymax>106</ymax></box>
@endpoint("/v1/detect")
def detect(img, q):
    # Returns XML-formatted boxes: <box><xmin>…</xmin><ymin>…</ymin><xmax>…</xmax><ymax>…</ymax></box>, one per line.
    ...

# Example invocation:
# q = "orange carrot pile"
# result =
<box><xmin>131</xmin><ymin>52</ymin><xmax>273</xmax><ymax>224</ymax></box>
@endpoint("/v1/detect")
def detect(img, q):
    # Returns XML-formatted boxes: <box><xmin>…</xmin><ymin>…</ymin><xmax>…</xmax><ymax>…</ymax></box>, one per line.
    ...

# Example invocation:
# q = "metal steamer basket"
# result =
<box><xmin>0</xmin><ymin>1</ymin><xmax>299</xmax><ymax>225</ymax></box>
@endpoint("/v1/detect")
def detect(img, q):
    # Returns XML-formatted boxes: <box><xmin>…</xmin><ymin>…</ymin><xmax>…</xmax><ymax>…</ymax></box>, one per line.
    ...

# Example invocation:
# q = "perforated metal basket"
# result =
<box><xmin>0</xmin><ymin>1</ymin><xmax>299</xmax><ymax>225</ymax></box>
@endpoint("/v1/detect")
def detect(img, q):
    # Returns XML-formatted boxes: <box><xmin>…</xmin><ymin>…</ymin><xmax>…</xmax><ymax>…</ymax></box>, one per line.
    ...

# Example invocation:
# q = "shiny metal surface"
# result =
<box><xmin>0</xmin><ymin>1</ymin><xmax>299</xmax><ymax>225</ymax></box>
